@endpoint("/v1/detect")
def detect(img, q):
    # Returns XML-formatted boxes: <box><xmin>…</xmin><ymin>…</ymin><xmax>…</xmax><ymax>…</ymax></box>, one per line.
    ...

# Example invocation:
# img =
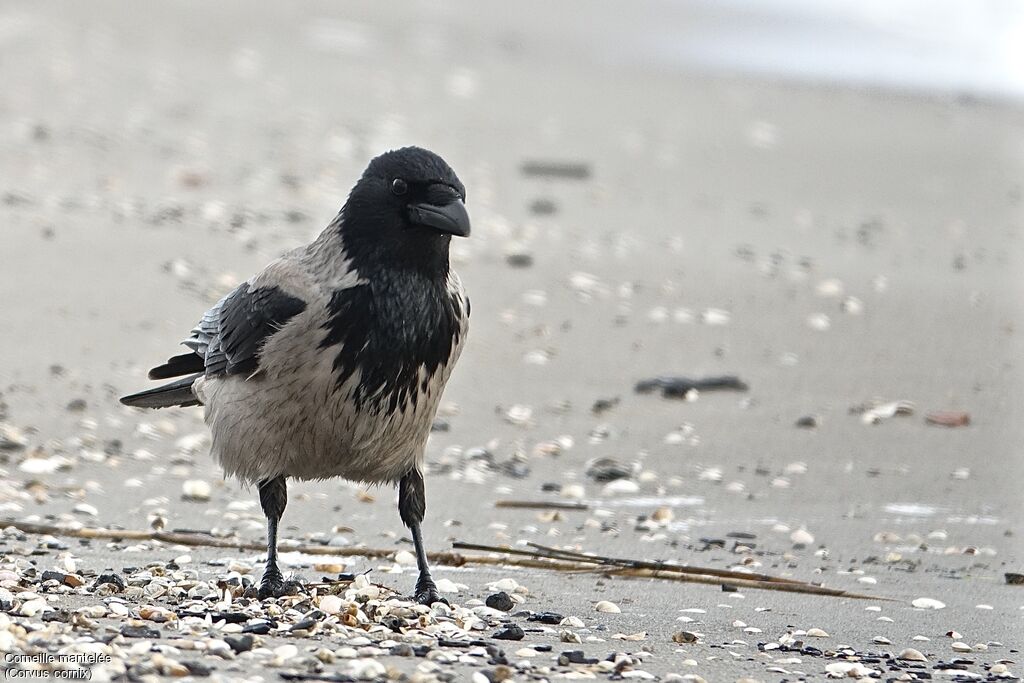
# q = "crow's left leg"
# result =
<box><xmin>257</xmin><ymin>476</ymin><xmax>302</xmax><ymax>598</ymax></box>
<box><xmin>398</xmin><ymin>468</ymin><xmax>447</xmax><ymax>606</ymax></box>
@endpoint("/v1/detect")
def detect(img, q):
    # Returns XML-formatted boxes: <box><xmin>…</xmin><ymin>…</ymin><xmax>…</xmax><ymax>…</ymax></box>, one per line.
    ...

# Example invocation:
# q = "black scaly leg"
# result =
<box><xmin>257</xmin><ymin>476</ymin><xmax>300</xmax><ymax>598</ymax></box>
<box><xmin>399</xmin><ymin>468</ymin><xmax>447</xmax><ymax>605</ymax></box>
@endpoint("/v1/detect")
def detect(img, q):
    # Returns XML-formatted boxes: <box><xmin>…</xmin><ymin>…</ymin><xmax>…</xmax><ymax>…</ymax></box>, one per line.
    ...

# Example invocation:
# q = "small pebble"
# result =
<box><xmin>492</xmin><ymin>624</ymin><xmax>525</xmax><ymax>641</ymax></box>
<box><xmin>485</xmin><ymin>592</ymin><xmax>515</xmax><ymax>612</ymax></box>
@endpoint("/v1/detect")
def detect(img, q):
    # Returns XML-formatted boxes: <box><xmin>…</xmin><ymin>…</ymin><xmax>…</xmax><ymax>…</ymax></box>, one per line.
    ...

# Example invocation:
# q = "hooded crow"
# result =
<box><xmin>121</xmin><ymin>146</ymin><xmax>471</xmax><ymax>604</ymax></box>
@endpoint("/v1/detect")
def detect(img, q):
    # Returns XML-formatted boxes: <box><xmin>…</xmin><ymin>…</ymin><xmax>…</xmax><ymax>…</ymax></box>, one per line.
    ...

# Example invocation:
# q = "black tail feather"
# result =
<box><xmin>120</xmin><ymin>374</ymin><xmax>202</xmax><ymax>409</ymax></box>
<box><xmin>148</xmin><ymin>352</ymin><xmax>205</xmax><ymax>380</ymax></box>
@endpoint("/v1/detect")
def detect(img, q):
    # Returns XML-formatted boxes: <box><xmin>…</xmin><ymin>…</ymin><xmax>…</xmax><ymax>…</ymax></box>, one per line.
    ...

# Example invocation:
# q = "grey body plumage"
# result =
<box><xmin>121</xmin><ymin>147</ymin><xmax>470</xmax><ymax>602</ymax></box>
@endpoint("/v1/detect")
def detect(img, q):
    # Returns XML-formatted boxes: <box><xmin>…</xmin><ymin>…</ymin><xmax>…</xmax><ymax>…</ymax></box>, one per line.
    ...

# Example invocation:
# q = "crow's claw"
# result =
<box><xmin>413</xmin><ymin>577</ymin><xmax>449</xmax><ymax>606</ymax></box>
<box><xmin>258</xmin><ymin>571</ymin><xmax>304</xmax><ymax>599</ymax></box>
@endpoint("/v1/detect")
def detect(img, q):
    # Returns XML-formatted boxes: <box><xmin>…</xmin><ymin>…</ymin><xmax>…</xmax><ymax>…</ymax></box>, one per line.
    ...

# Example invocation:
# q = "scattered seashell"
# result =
<box><xmin>595</xmin><ymin>600</ymin><xmax>621</xmax><ymax>613</ymax></box>
<box><xmin>318</xmin><ymin>595</ymin><xmax>344</xmax><ymax>615</ymax></box>
<box><xmin>700</xmin><ymin>308</ymin><xmax>731</xmax><ymax>326</ymax></box>
<box><xmin>825</xmin><ymin>662</ymin><xmax>876</xmax><ymax>678</ymax></box>
<box><xmin>911</xmin><ymin>597</ymin><xmax>945</xmax><ymax>610</ymax></box>
<box><xmin>840</xmin><ymin>296</ymin><xmax>864</xmax><ymax>315</ymax></box>
<box><xmin>0</xmin><ymin>424</ymin><xmax>28</xmax><ymax>451</ymax></box>
<box><xmin>806</xmin><ymin>313</ymin><xmax>831</xmax><ymax>331</ymax></box>
<box><xmin>789</xmin><ymin>529</ymin><xmax>814</xmax><ymax>546</ymax></box>
<box><xmin>860</xmin><ymin>400</ymin><xmax>915</xmax><ymax>425</ymax></box>
<box><xmin>393</xmin><ymin>550</ymin><xmax>416</xmax><ymax>566</ymax></box>
<box><xmin>925</xmin><ymin>411</ymin><xmax>971</xmax><ymax>427</ymax></box>
<box><xmin>602</xmin><ymin>479</ymin><xmax>639</xmax><ymax>495</ymax></box>
<box><xmin>181</xmin><ymin>480</ymin><xmax>212</xmax><ymax>502</ymax></box>
<box><xmin>503</xmin><ymin>404</ymin><xmax>533</xmax><ymax>426</ymax></box>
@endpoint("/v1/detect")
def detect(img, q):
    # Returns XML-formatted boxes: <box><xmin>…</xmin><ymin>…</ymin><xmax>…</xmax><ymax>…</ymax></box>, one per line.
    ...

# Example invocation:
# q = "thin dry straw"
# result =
<box><xmin>0</xmin><ymin>519</ymin><xmax>889</xmax><ymax>600</ymax></box>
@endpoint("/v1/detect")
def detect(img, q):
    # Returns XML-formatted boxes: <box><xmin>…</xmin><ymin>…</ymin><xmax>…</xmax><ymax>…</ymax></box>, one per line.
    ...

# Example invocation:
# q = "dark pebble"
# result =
<box><xmin>529</xmin><ymin>198</ymin><xmax>558</xmax><ymax>215</ymax></box>
<box><xmin>527</xmin><ymin>611</ymin><xmax>564</xmax><ymax>625</ymax></box>
<box><xmin>224</xmin><ymin>635</ymin><xmax>254</xmax><ymax>654</ymax></box>
<box><xmin>486</xmin><ymin>592</ymin><xmax>515</xmax><ymax>612</ymax></box>
<box><xmin>121</xmin><ymin>625</ymin><xmax>161</xmax><ymax>639</ymax></box>
<box><xmin>559</xmin><ymin>650</ymin><xmax>598</xmax><ymax>665</ymax></box>
<box><xmin>93</xmin><ymin>573</ymin><xmax>126</xmax><ymax>591</ymax></box>
<box><xmin>591</xmin><ymin>397</ymin><xmax>619</xmax><ymax>414</ymax></box>
<box><xmin>280</xmin><ymin>673</ymin><xmax>355</xmax><ymax>682</ymax></box>
<box><xmin>289</xmin><ymin>617</ymin><xmax>317</xmax><ymax>632</ymax></box>
<box><xmin>381</xmin><ymin>615</ymin><xmax>403</xmax><ymax>632</ymax></box>
<box><xmin>65</xmin><ymin>399</ymin><xmax>87</xmax><ymax>412</ymax></box>
<box><xmin>209</xmin><ymin>611</ymin><xmax>249</xmax><ymax>624</ymax></box>
<box><xmin>389</xmin><ymin>643</ymin><xmax>415</xmax><ymax>657</ymax></box>
<box><xmin>241</xmin><ymin>621</ymin><xmax>273</xmax><ymax>635</ymax></box>
<box><xmin>485</xmin><ymin>644</ymin><xmax>509</xmax><ymax>665</ymax></box>
<box><xmin>505</xmin><ymin>253</ymin><xmax>534</xmax><ymax>268</ymax></box>
<box><xmin>42</xmin><ymin>609</ymin><xmax>71</xmax><ymax>623</ymax></box>
<box><xmin>795</xmin><ymin>415</ymin><xmax>818</xmax><ymax>428</ymax></box>
<box><xmin>586</xmin><ymin>457</ymin><xmax>632</xmax><ymax>483</ymax></box>
<box><xmin>492</xmin><ymin>624</ymin><xmax>525</xmax><ymax>641</ymax></box>
<box><xmin>499</xmin><ymin>460</ymin><xmax>530</xmax><ymax>478</ymax></box>
<box><xmin>635</xmin><ymin>375</ymin><xmax>749</xmax><ymax>397</ymax></box>
<box><xmin>182</xmin><ymin>661</ymin><xmax>212</xmax><ymax>677</ymax></box>
<box><xmin>41</xmin><ymin>570</ymin><xmax>67</xmax><ymax>584</ymax></box>
<box><xmin>520</xmin><ymin>161</ymin><xmax>591</xmax><ymax>180</ymax></box>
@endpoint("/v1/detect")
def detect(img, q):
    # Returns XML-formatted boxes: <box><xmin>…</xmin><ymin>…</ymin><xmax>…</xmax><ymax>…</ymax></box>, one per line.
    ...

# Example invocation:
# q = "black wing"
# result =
<box><xmin>148</xmin><ymin>284</ymin><xmax>307</xmax><ymax>380</ymax></box>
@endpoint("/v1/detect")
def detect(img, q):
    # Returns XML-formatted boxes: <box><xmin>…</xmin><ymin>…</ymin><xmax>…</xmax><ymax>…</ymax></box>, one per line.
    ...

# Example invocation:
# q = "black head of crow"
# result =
<box><xmin>121</xmin><ymin>146</ymin><xmax>471</xmax><ymax>605</ymax></box>
<box><xmin>341</xmin><ymin>147</ymin><xmax>470</xmax><ymax>276</ymax></box>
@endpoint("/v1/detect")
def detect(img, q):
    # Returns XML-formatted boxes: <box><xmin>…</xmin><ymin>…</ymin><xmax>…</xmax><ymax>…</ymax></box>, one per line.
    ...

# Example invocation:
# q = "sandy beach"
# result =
<box><xmin>1</xmin><ymin>1</ymin><xmax>1022</xmax><ymax>680</ymax></box>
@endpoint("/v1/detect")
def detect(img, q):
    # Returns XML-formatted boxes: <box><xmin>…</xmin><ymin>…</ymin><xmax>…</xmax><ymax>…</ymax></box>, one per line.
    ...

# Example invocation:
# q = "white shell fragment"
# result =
<box><xmin>595</xmin><ymin>600</ymin><xmax>621</xmax><ymax>613</ymax></box>
<box><xmin>790</xmin><ymin>529</ymin><xmax>815</xmax><ymax>546</ymax></box>
<box><xmin>181</xmin><ymin>480</ymin><xmax>213</xmax><ymax>501</ymax></box>
<box><xmin>911</xmin><ymin>597</ymin><xmax>946</xmax><ymax>610</ymax></box>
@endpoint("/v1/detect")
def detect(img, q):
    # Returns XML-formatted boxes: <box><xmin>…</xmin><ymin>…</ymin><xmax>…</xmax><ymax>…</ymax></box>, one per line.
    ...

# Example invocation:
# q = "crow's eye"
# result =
<box><xmin>391</xmin><ymin>178</ymin><xmax>408</xmax><ymax>196</ymax></box>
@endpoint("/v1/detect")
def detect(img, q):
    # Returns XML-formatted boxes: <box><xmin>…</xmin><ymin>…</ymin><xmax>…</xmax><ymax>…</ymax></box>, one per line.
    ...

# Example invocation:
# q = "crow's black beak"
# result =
<box><xmin>407</xmin><ymin>198</ymin><xmax>471</xmax><ymax>237</ymax></box>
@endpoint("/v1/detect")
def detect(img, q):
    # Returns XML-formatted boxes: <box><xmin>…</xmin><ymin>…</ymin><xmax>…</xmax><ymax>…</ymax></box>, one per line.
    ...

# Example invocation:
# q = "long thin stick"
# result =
<box><xmin>454</xmin><ymin>541</ymin><xmax>889</xmax><ymax>601</ymax></box>
<box><xmin>524</xmin><ymin>542</ymin><xmax>810</xmax><ymax>585</ymax></box>
<box><xmin>494</xmin><ymin>501</ymin><xmax>589</xmax><ymax>511</ymax></box>
<box><xmin>0</xmin><ymin>520</ymin><xmax>887</xmax><ymax>600</ymax></box>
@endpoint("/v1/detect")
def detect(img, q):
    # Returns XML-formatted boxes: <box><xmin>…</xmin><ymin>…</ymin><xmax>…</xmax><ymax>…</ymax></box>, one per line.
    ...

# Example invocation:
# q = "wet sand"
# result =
<box><xmin>1</xmin><ymin>1</ymin><xmax>1022</xmax><ymax>680</ymax></box>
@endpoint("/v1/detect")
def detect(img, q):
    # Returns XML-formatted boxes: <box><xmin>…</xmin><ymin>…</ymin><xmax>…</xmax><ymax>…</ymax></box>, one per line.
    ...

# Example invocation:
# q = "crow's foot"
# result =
<box><xmin>257</xmin><ymin>569</ymin><xmax>304</xmax><ymax>599</ymax></box>
<box><xmin>413</xmin><ymin>576</ymin><xmax>449</xmax><ymax>606</ymax></box>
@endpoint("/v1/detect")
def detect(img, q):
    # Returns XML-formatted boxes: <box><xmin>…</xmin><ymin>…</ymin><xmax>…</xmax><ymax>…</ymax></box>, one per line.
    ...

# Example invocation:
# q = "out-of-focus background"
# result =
<box><xmin>1</xmin><ymin>1</ymin><xmax>1022</xmax><ymax>680</ymax></box>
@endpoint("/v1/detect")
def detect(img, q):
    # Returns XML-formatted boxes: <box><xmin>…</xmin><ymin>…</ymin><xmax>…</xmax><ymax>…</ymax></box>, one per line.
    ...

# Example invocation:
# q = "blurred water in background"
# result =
<box><xmin>463</xmin><ymin>0</ymin><xmax>1024</xmax><ymax>101</ymax></box>
<box><xmin>658</xmin><ymin>0</ymin><xmax>1024</xmax><ymax>100</ymax></box>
